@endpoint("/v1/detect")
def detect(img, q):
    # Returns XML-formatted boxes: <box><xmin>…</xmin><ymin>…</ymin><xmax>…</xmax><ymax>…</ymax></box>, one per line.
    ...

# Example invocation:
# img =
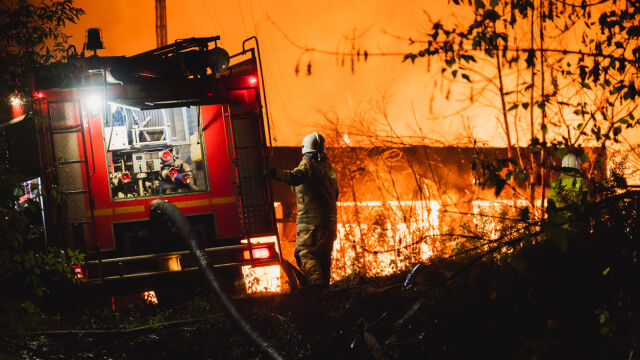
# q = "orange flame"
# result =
<box><xmin>241</xmin><ymin>236</ymin><xmax>282</xmax><ymax>294</ymax></box>
<box><xmin>239</xmin><ymin>198</ymin><xmax>536</xmax><ymax>293</ymax></box>
<box><xmin>241</xmin><ymin>265</ymin><xmax>282</xmax><ymax>294</ymax></box>
<box><xmin>142</xmin><ymin>290</ymin><xmax>158</xmax><ymax>305</ymax></box>
<box><xmin>333</xmin><ymin>200</ymin><xmax>440</xmax><ymax>279</ymax></box>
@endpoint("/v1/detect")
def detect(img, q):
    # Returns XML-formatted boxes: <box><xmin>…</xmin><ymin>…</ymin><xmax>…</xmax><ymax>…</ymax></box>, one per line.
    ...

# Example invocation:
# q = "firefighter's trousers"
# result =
<box><xmin>294</xmin><ymin>223</ymin><xmax>337</xmax><ymax>287</ymax></box>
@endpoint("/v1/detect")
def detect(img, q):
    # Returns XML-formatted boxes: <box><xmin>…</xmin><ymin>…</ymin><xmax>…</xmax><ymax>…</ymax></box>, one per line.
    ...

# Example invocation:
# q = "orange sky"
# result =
<box><xmin>67</xmin><ymin>0</ymin><xmax>640</xmax><ymax>150</ymax></box>
<box><xmin>64</xmin><ymin>0</ymin><xmax>508</xmax><ymax>147</ymax></box>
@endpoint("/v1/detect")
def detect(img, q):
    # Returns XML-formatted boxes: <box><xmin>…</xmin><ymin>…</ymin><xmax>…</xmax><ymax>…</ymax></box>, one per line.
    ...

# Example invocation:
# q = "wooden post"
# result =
<box><xmin>155</xmin><ymin>0</ymin><xmax>167</xmax><ymax>47</ymax></box>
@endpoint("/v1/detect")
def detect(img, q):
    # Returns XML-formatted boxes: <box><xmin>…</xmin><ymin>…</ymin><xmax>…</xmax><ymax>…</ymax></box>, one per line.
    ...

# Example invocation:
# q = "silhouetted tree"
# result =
<box><xmin>0</xmin><ymin>0</ymin><xmax>84</xmax><ymax>123</ymax></box>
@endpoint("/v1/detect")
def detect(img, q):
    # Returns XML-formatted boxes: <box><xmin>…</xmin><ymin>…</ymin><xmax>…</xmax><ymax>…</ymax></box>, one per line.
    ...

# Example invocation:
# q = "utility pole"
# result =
<box><xmin>155</xmin><ymin>0</ymin><xmax>167</xmax><ymax>47</ymax></box>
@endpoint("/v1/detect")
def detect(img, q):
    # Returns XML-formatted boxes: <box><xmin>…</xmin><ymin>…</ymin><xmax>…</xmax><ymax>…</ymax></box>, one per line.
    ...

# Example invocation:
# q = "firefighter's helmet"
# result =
<box><xmin>301</xmin><ymin>132</ymin><xmax>325</xmax><ymax>154</ymax></box>
<box><xmin>561</xmin><ymin>153</ymin><xmax>583</xmax><ymax>173</ymax></box>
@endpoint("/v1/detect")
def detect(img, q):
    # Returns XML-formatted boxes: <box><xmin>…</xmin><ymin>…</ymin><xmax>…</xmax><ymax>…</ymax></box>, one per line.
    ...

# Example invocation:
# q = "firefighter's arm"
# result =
<box><xmin>270</xmin><ymin>159</ymin><xmax>311</xmax><ymax>186</ymax></box>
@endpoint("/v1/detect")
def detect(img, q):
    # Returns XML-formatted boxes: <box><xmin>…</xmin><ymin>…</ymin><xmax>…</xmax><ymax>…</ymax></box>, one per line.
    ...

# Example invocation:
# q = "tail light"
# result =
<box><xmin>243</xmin><ymin>247</ymin><xmax>271</xmax><ymax>260</ymax></box>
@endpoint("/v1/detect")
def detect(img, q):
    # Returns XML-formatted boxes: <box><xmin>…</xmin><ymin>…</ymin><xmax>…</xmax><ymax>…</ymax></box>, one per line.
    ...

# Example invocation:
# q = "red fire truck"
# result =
<box><xmin>5</xmin><ymin>33</ymin><xmax>296</xmax><ymax>293</ymax></box>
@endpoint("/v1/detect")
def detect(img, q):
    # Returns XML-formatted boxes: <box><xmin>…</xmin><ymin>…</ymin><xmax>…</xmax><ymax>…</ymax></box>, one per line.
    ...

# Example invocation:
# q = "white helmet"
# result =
<box><xmin>561</xmin><ymin>153</ymin><xmax>583</xmax><ymax>172</ymax></box>
<box><xmin>301</xmin><ymin>132</ymin><xmax>325</xmax><ymax>154</ymax></box>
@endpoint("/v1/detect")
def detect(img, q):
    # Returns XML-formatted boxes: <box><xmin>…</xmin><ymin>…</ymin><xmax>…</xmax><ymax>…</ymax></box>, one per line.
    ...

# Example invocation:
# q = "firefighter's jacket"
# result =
<box><xmin>273</xmin><ymin>154</ymin><xmax>338</xmax><ymax>225</ymax></box>
<box><xmin>548</xmin><ymin>173</ymin><xmax>588</xmax><ymax>226</ymax></box>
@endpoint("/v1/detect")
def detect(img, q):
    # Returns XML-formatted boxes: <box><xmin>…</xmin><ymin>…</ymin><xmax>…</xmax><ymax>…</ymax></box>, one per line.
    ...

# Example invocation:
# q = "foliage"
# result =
<box><xmin>320</xmin><ymin>101</ymin><xmax>538</xmax><ymax>279</ymax></box>
<box><xmin>0</xmin><ymin>0</ymin><xmax>85</xmax><ymax>122</ymax></box>
<box><xmin>0</xmin><ymin>166</ymin><xmax>83</xmax><ymax>302</ymax></box>
<box><xmin>404</xmin><ymin>0</ymin><xmax>640</xmax><ymax>201</ymax></box>
<box><xmin>3</xmin><ymin>170</ymin><xmax>639</xmax><ymax>358</ymax></box>
<box><xmin>8</xmin><ymin>186</ymin><xmax>640</xmax><ymax>359</ymax></box>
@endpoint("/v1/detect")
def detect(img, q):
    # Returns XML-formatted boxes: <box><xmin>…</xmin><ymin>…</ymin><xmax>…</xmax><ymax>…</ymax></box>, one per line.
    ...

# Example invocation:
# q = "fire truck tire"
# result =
<box><xmin>280</xmin><ymin>259</ymin><xmax>303</xmax><ymax>293</ymax></box>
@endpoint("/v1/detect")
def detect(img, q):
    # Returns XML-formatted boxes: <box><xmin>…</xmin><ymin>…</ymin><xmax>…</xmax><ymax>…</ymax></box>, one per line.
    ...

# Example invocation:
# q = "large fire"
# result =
<box><xmin>332</xmin><ymin>200</ymin><xmax>440</xmax><ymax>279</ymax></box>
<box><xmin>243</xmin><ymin>198</ymin><xmax>536</xmax><ymax>293</ymax></box>
<box><xmin>241</xmin><ymin>200</ymin><xmax>442</xmax><ymax>293</ymax></box>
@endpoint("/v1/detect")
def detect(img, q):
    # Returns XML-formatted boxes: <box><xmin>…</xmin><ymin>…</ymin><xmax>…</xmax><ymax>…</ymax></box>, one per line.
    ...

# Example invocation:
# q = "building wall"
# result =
<box><xmin>268</xmin><ymin>145</ymin><xmax>606</xmax><ymax>243</ymax></box>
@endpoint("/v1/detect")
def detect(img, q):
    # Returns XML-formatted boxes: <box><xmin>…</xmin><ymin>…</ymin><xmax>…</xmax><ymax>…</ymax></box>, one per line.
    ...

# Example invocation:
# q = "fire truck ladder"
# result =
<box><xmin>224</xmin><ymin>101</ymin><xmax>276</xmax><ymax>252</ymax></box>
<box><xmin>224</xmin><ymin>39</ymin><xmax>303</xmax><ymax>290</ymax></box>
<box><xmin>224</xmin><ymin>102</ymin><xmax>303</xmax><ymax>290</ymax></box>
<box><xmin>48</xmin><ymin>102</ymin><xmax>96</xmax><ymax>251</ymax></box>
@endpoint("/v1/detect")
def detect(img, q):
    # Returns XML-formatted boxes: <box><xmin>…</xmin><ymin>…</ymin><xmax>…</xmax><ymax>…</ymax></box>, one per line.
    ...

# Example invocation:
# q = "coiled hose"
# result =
<box><xmin>149</xmin><ymin>200</ymin><xmax>285</xmax><ymax>360</ymax></box>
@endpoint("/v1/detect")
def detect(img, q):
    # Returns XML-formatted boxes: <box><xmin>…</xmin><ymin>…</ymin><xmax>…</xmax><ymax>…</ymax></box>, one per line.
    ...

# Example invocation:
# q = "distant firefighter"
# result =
<box><xmin>547</xmin><ymin>153</ymin><xmax>590</xmax><ymax>231</ymax></box>
<box><xmin>267</xmin><ymin>132</ymin><xmax>339</xmax><ymax>290</ymax></box>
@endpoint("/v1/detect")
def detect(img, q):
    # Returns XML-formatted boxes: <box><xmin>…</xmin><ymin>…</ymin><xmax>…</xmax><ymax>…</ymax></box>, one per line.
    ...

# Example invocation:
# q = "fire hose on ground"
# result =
<box><xmin>149</xmin><ymin>199</ymin><xmax>286</xmax><ymax>360</ymax></box>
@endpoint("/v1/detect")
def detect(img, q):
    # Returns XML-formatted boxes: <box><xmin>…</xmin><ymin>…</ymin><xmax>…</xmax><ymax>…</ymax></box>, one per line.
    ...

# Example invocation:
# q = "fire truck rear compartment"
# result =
<box><xmin>104</xmin><ymin>105</ymin><xmax>207</xmax><ymax>199</ymax></box>
<box><xmin>112</xmin><ymin>213</ymin><xmax>217</xmax><ymax>257</ymax></box>
<box><xmin>82</xmin><ymin>213</ymin><xmax>280</xmax><ymax>283</ymax></box>
<box><xmin>33</xmin><ymin>37</ymin><xmax>285</xmax><ymax>292</ymax></box>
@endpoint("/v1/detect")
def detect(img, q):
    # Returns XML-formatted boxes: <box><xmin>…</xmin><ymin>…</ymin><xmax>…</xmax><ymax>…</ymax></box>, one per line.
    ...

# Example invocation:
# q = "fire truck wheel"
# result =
<box><xmin>280</xmin><ymin>259</ymin><xmax>303</xmax><ymax>293</ymax></box>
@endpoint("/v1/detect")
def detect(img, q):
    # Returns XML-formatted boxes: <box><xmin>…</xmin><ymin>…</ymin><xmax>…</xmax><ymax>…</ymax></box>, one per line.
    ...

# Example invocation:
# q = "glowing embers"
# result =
<box><xmin>241</xmin><ymin>236</ymin><xmax>282</xmax><ymax>294</ymax></box>
<box><xmin>333</xmin><ymin>201</ymin><xmax>440</xmax><ymax>280</ymax></box>
<box><xmin>241</xmin><ymin>265</ymin><xmax>282</xmax><ymax>294</ymax></box>
<box><xmin>142</xmin><ymin>290</ymin><xmax>158</xmax><ymax>305</ymax></box>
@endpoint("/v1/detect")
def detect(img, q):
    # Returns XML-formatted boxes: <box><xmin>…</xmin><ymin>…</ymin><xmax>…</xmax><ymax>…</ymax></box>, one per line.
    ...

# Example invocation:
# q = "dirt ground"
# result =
<box><xmin>2</xmin><ymin>247</ymin><xmax>639</xmax><ymax>360</ymax></box>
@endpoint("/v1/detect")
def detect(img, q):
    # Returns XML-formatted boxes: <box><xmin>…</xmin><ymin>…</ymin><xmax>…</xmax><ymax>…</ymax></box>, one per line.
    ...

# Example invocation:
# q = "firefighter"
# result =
<box><xmin>547</xmin><ymin>153</ymin><xmax>589</xmax><ymax>231</ymax></box>
<box><xmin>267</xmin><ymin>132</ymin><xmax>339</xmax><ymax>290</ymax></box>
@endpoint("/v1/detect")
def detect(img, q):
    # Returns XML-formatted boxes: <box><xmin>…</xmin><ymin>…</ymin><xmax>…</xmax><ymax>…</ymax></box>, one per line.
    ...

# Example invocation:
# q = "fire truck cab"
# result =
<box><xmin>12</xmin><ymin>35</ymin><xmax>293</xmax><ymax>293</ymax></box>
